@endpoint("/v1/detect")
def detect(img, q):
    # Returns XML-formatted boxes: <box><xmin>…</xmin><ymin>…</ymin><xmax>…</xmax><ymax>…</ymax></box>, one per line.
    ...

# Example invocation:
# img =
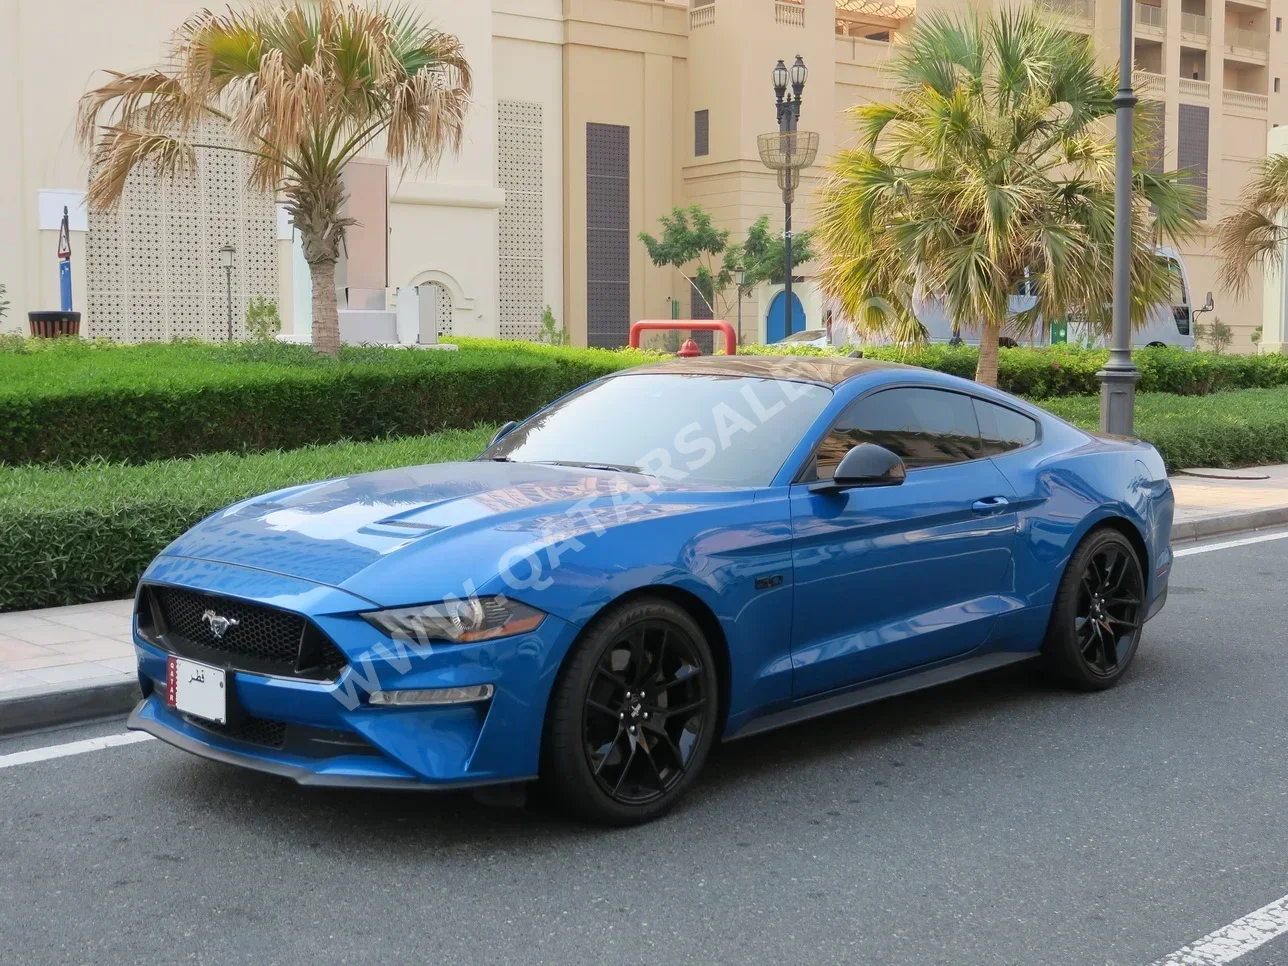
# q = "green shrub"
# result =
<box><xmin>0</xmin><ymin>338</ymin><xmax>649</xmax><ymax>466</ymax></box>
<box><xmin>0</xmin><ymin>427</ymin><xmax>493</xmax><ymax>611</ymax></box>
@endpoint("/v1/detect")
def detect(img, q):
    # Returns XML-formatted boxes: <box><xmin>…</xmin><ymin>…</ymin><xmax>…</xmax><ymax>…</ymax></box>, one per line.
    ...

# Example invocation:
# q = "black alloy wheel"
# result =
<box><xmin>1042</xmin><ymin>527</ymin><xmax>1146</xmax><ymax>690</ymax></box>
<box><xmin>583</xmin><ymin>620</ymin><xmax>709</xmax><ymax>805</ymax></box>
<box><xmin>1075</xmin><ymin>541</ymin><xmax>1144</xmax><ymax>677</ymax></box>
<box><xmin>543</xmin><ymin>598</ymin><xmax>719</xmax><ymax>825</ymax></box>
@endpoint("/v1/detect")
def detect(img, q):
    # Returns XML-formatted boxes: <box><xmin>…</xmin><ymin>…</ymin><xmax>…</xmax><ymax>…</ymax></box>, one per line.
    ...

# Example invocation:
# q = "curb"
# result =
<box><xmin>1171</xmin><ymin>505</ymin><xmax>1288</xmax><ymax>543</ymax></box>
<box><xmin>2</xmin><ymin>508</ymin><xmax>1287</xmax><ymax>739</ymax></box>
<box><xmin>0</xmin><ymin>678</ymin><xmax>141</xmax><ymax>738</ymax></box>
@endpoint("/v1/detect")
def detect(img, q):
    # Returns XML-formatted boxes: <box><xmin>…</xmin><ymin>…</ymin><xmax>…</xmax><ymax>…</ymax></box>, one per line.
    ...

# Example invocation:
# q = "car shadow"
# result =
<box><xmin>147</xmin><ymin>657</ymin><xmax>1106</xmax><ymax>852</ymax></box>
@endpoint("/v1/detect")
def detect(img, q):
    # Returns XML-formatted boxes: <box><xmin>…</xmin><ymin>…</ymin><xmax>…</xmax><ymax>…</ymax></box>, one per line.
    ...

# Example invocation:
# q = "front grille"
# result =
<box><xmin>182</xmin><ymin>712</ymin><xmax>378</xmax><ymax>759</ymax></box>
<box><xmin>141</xmin><ymin>585</ymin><xmax>348</xmax><ymax>682</ymax></box>
<box><xmin>186</xmin><ymin>714</ymin><xmax>287</xmax><ymax>749</ymax></box>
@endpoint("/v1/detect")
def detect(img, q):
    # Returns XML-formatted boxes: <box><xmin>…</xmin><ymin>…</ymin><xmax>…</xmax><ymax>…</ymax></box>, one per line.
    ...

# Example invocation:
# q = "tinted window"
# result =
<box><xmin>813</xmin><ymin>387</ymin><xmax>982</xmax><ymax>479</ymax></box>
<box><xmin>973</xmin><ymin>398</ymin><xmax>1038</xmax><ymax>456</ymax></box>
<box><xmin>485</xmin><ymin>373</ymin><xmax>832</xmax><ymax>487</ymax></box>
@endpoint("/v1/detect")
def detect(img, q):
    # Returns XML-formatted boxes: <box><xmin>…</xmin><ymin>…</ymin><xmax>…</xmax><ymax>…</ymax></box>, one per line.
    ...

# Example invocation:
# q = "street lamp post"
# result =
<box><xmin>773</xmin><ymin>55</ymin><xmax>808</xmax><ymax>337</ymax></box>
<box><xmin>1099</xmin><ymin>0</ymin><xmax>1139</xmax><ymax>434</ymax></box>
<box><xmin>734</xmin><ymin>263</ymin><xmax>746</xmax><ymax>345</ymax></box>
<box><xmin>219</xmin><ymin>244</ymin><xmax>236</xmax><ymax>341</ymax></box>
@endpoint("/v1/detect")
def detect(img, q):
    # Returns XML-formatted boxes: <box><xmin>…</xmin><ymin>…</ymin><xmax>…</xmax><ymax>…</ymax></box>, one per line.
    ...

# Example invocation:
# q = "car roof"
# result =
<box><xmin>620</xmin><ymin>353</ymin><xmax>911</xmax><ymax>387</ymax></box>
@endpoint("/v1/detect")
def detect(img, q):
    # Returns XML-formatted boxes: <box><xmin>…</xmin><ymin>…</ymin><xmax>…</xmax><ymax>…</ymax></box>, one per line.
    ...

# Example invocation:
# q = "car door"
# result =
<box><xmin>789</xmin><ymin>386</ymin><xmax>1019</xmax><ymax>697</ymax></box>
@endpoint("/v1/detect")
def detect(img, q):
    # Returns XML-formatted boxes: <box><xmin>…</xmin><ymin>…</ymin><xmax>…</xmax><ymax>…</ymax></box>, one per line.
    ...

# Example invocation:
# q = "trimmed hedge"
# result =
<box><xmin>0</xmin><ymin>427</ymin><xmax>494</xmax><ymax>612</ymax></box>
<box><xmin>741</xmin><ymin>342</ymin><xmax>1288</xmax><ymax>398</ymax></box>
<box><xmin>0</xmin><ymin>338</ymin><xmax>646</xmax><ymax>467</ymax></box>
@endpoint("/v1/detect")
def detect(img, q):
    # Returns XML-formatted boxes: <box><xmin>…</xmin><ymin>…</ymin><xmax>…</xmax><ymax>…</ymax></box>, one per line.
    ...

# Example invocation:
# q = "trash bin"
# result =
<box><xmin>28</xmin><ymin>311</ymin><xmax>81</xmax><ymax>338</ymax></box>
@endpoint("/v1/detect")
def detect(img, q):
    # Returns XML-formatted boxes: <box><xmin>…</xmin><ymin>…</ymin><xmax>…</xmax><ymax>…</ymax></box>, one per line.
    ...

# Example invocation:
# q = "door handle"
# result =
<box><xmin>971</xmin><ymin>496</ymin><xmax>1010</xmax><ymax>513</ymax></box>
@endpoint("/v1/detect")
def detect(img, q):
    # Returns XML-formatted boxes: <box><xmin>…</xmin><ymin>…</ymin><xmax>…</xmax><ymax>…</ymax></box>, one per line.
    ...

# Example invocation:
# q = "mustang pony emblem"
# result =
<box><xmin>201</xmin><ymin>609</ymin><xmax>240</xmax><ymax>640</ymax></box>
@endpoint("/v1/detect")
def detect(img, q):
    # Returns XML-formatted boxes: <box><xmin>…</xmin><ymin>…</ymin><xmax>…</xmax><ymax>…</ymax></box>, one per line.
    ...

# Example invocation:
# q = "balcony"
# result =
<box><xmin>1037</xmin><ymin>0</ymin><xmax>1096</xmax><ymax>28</ymax></box>
<box><xmin>775</xmin><ymin>0</ymin><xmax>805</xmax><ymax>27</ymax></box>
<box><xmin>835</xmin><ymin>0</ymin><xmax>915</xmax><ymax>44</ymax></box>
<box><xmin>1225</xmin><ymin>88</ymin><xmax>1269</xmax><ymax>110</ymax></box>
<box><xmin>1180</xmin><ymin>11</ymin><xmax>1211</xmax><ymax>40</ymax></box>
<box><xmin>1136</xmin><ymin>1</ymin><xmax>1166</xmax><ymax>34</ymax></box>
<box><xmin>690</xmin><ymin>2</ymin><xmax>715</xmax><ymax>29</ymax></box>
<box><xmin>1224</xmin><ymin>25</ymin><xmax>1270</xmax><ymax>58</ymax></box>
<box><xmin>1179</xmin><ymin>76</ymin><xmax>1211</xmax><ymax>97</ymax></box>
<box><xmin>1132</xmin><ymin>69</ymin><xmax>1166</xmax><ymax>94</ymax></box>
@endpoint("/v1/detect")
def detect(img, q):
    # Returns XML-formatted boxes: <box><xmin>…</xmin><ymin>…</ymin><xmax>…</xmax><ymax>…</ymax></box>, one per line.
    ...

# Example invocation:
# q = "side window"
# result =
<box><xmin>813</xmin><ymin>387</ymin><xmax>982</xmax><ymax>479</ymax></box>
<box><xmin>973</xmin><ymin>398</ymin><xmax>1038</xmax><ymax>457</ymax></box>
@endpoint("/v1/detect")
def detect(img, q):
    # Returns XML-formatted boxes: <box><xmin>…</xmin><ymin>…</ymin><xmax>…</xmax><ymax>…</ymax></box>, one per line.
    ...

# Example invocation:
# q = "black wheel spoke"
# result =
<box><xmin>643</xmin><ymin>719</ymin><xmax>687</xmax><ymax>774</ymax></box>
<box><xmin>595</xmin><ymin>665</ymin><xmax>627</xmax><ymax>689</ymax></box>
<box><xmin>656</xmin><ymin>698</ymin><xmax>706</xmax><ymax>719</ymax></box>
<box><xmin>593</xmin><ymin>728</ymin><xmax>624</xmax><ymax>777</ymax></box>
<box><xmin>586</xmin><ymin>698</ymin><xmax>619</xmax><ymax>720</ymax></box>
<box><xmin>611</xmin><ymin>737</ymin><xmax>640</xmax><ymax>797</ymax></box>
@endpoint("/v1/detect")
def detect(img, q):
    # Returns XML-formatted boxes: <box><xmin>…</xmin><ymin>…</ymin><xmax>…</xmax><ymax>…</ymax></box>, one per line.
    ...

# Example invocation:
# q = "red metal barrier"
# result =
<box><xmin>628</xmin><ymin>320</ymin><xmax>737</xmax><ymax>355</ymax></box>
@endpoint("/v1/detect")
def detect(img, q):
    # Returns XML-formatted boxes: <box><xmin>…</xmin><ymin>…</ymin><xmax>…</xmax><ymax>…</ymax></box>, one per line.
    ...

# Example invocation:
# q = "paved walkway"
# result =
<box><xmin>2</xmin><ymin>465</ymin><xmax>1287</xmax><ymax>721</ymax></box>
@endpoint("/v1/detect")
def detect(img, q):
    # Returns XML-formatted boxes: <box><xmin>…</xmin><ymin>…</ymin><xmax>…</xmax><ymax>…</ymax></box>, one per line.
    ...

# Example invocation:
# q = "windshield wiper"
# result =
<box><xmin>535</xmin><ymin>460</ymin><xmax>643</xmax><ymax>474</ymax></box>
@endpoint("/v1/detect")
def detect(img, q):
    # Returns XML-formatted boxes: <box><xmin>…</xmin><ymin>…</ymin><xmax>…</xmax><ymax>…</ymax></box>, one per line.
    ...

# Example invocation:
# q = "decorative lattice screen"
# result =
<box><xmin>427</xmin><ymin>281</ymin><xmax>453</xmax><ymax>338</ymax></box>
<box><xmin>497</xmin><ymin>100</ymin><xmax>545</xmax><ymax>341</ymax></box>
<box><xmin>86</xmin><ymin>118</ymin><xmax>277</xmax><ymax>342</ymax></box>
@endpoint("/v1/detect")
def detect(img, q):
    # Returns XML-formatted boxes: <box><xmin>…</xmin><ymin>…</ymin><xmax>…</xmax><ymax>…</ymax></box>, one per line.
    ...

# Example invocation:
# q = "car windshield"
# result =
<box><xmin>482</xmin><ymin>372</ymin><xmax>832</xmax><ymax>486</ymax></box>
<box><xmin>775</xmin><ymin>329</ymin><xmax>827</xmax><ymax>344</ymax></box>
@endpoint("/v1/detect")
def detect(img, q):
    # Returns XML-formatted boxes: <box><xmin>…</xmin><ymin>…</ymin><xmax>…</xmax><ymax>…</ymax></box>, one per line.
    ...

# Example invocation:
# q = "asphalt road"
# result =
<box><xmin>3</xmin><ymin>533</ymin><xmax>1288</xmax><ymax>966</ymax></box>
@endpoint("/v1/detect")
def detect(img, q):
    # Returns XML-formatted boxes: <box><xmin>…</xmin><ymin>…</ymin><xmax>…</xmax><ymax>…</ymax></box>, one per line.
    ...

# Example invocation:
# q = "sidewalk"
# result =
<box><xmin>3</xmin><ymin>465</ymin><xmax>1288</xmax><ymax>734</ymax></box>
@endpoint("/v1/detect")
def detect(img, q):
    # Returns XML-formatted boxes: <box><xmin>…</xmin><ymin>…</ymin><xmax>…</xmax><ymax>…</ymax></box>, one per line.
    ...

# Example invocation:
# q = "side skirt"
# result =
<box><xmin>724</xmin><ymin>651</ymin><xmax>1038</xmax><ymax>742</ymax></box>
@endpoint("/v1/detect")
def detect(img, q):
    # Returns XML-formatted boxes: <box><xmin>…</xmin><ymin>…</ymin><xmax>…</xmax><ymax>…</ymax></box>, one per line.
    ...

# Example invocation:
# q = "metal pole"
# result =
<box><xmin>1099</xmin><ymin>0</ymin><xmax>1140</xmax><ymax>434</ymax></box>
<box><xmin>736</xmin><ymin>284</ymin><xmax>743</xmax><ymax>345</ymax></box>
<box><xmin>225</xmin><ymin>264</ymin><xmax>234</xmax><ymax>341</ymax></box>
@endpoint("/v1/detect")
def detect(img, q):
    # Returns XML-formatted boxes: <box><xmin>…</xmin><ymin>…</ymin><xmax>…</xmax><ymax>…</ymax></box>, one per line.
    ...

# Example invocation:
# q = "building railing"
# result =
<box><xmin>1132</xmin><ymin>69</ymin><xmax>1165</xmax><ymax>94</ymax></box>
<box><xmin>775</xmin><ymin>0</ymin><xmax>805</xmax><ymax>27</ymax></box>
<box><xmin>1180</xmin><ymin>12</ymin><xmax>1210</xmax><ymax>39</ymax></box>
<box><xmin>1225</xmin><ymin>88</ymin><xmax>1269</xmax><ymax>110</ymax></box>
<box><xmin>690</xmin><ymin>2</ymin><xmax>716</xmax><ymax>29</ymax></box>
<box><xmin>1224</xmin><ymin>26</ymin><xmax>1270</xmax><ymax>53</ymax></box>
<box><xmin>1037</xmin><ymin>0</ymin><xmax>1096</xmax><ymax>23</ymax></box>
<box><xmin>1179</xmin><ymin>76</ymin><xmax>1210</xmax><ymax>97</ymax></box>
<box><xmin>1135</xmin><ymin>2</ymin><xmax>1166</xmax><ymax>31</ymax></box>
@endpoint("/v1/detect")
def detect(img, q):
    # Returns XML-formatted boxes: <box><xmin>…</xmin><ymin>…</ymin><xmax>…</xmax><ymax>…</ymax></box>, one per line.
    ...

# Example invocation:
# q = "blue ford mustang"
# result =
<box><xmin>128</xmin><ymin>355</ymin><xmax>1173</xmax><ymax>824</ymax></box>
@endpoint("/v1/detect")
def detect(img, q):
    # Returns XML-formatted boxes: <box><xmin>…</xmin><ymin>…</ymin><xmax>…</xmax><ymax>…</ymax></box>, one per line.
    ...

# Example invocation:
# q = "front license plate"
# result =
<box><xmin>166</xmin><ymin>656</ymin><xmax>228</xmax><ymax>724</ymax></box>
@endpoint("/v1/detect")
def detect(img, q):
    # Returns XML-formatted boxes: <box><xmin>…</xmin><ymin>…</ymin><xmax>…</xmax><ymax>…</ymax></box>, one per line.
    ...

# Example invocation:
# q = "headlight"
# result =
<box><xmin>361</xmin><ymin>596</ymin><xmax>545</xmax><ymax>644</ymax></box>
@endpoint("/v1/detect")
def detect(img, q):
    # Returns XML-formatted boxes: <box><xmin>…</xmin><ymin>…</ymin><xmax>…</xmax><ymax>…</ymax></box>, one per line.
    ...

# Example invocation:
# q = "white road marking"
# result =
<box><xmin>1175</xmin><ymin>530</ymin><xmax>1288</xmax><ymax>557</ymax></box>
<box><xmin>0</xmin><ymin>731</ymin><xmax>154</xmax><ymax>770</ymax></box>
<box><xmin>1150</xmin><ymin>893</ymin><xmax>1288</xmax><ymax>965</ymax></box>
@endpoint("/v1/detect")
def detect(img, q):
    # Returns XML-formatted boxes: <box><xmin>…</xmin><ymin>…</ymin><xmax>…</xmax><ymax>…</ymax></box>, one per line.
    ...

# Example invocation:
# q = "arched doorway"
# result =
<box><xmin>423</xmin><ymin>281</ymin><xmax>452</xmax><ymax>342</ymax></box>
<box><xmin>766</xmin><ymin>291</ymin><xmax>805</xmax><ymax>343</ymax></box>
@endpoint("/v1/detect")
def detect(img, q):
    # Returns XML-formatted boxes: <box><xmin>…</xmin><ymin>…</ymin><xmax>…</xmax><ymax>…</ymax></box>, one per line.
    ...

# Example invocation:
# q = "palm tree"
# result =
<box><xmin>1214</xmin><ymin>153</ymin><xmax>1288</xmax><ymax>301</ymax></box>
<box><xmin>76</xmin><ymin>0</ymin><xmax>471</xmax><ymax>357</ymax></box>
<box><xmin>816</xmin><ymin>8</ymin><xmax>1196</xmax><ymax>385</ymax></box>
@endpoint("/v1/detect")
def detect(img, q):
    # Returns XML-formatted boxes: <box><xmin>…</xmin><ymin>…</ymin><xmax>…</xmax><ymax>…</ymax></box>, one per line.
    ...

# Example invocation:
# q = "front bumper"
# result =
<box><xmin>129</xmin><ymin>558</ymin><xmax>581</xmax><ymax>789</ymax></box>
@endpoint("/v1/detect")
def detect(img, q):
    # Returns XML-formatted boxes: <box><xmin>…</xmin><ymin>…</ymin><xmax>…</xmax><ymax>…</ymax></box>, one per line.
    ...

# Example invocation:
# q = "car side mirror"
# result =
<box><xmin>1202</xmin><ymin>291</ymin><xmax>1214</xmax><ymax>313</ymax></box>
<box><xmin>809</xmin><ymin>443</ymin><xmax>907</xmax><ymax>493</ymax></box>
<box><xmin>490</xmin><ymin>420</ymin><xmax>518</xmax><ymax>448</ymax></box>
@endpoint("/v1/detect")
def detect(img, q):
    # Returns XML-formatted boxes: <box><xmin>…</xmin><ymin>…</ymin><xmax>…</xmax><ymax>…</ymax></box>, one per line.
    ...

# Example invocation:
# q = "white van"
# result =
<box><xmin>912</xmin><ymin>247</ymin><xmax>1206</xmax><ymax>350</ymax></box>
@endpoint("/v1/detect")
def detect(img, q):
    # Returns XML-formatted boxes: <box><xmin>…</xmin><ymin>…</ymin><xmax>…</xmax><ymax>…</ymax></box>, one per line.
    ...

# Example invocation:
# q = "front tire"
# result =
<box><xmin>542</xmin><ymin>597</ymin><xmax>719</xmax><ymax>826</ymax></box>
<box><xmin>1040</xmin><ymin>528</ymin><xmax>1146</xmax><ymax>691</ymax></box>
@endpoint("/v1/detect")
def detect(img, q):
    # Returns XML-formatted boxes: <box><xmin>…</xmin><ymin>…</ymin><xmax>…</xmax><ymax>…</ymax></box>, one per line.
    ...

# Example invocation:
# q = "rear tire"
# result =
<box><xmin>541</xmin><ymin>597</ymin><xmax>719</xmax><ymax>826</ymax></box>
<box><xmin>1040</xmin><ymin>528</ymin><xmax>1146</xmax><ymax>691</ymax></box>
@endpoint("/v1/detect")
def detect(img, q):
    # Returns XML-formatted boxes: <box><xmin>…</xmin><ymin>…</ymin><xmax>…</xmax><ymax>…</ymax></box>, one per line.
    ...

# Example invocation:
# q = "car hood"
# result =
<box><xmin>162</xmin><ymin>461</ymin><xmax>749</xmax><ymax>604</ymax></box>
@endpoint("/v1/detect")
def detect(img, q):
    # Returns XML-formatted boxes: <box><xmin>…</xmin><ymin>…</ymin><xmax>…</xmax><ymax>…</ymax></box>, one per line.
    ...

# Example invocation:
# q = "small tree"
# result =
<box><xmin>537</xmin><ymin>305</ymin><xmax>568</xmax><ymax>346</ymax></box>
<box><xmin>736</xmin><ymin>215</ymin><xmax>816</xmax><ymax>287</ymax></box>
<box><xmin>1195</xmin><ymin>316</ymin><xmax>1233</xmax><ymax>354</ymax></box>
<box><xmin>1251</xmin><ymin>325</ymin><xmax>1263</xmax><ymax>353</ymax></box>
<box><xmin>0</xmin><ymin>283</ymin><xmax>8</xmax><ymax>322</ymax></box>
<box><xmin>245</xmin><ymin>296</ymin><xmax>281</xmax><ymax>341</ymax></box>
<box><xmin>640</xmin><ymin>205</ymin><xmax>733</xmax><ymax>318</ymax></box>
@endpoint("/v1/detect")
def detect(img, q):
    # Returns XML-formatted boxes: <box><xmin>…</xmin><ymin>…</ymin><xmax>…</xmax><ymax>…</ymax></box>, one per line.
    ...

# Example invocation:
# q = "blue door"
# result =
<box><xmin>766</xmin><ymin>291</ymin><xmax>805</xmax><ymax>343</ymax></box>
<box><xmin>787</xmin><ymin>387</ymin><xmax>1019</xmax><ymax>696</ymax></box>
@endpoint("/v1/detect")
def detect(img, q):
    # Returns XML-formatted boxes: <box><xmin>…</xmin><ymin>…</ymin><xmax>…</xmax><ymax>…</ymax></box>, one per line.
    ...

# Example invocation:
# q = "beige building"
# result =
<box><xmin>1</xmin><ymin>0</ymin><xmax>1284</xmax><ymax>350</ymax></box>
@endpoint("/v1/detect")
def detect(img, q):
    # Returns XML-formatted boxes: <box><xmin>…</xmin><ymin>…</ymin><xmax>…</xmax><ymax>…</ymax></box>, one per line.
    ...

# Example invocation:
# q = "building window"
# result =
<box><xmin>694</xmin><ymin>109</ymin><xmax>710</xmax><ymax>157</ymax></box>
<box><xmin>586</xmin><ymin>123</ymin><xmax>631</xmax><ymax>348</ymax></box>
<box><xmin>1177</xmin><ymin>104</ymin><xmax>1209</xmax><ymax>220</ymax></box>
<box><xmin>1277</xmin><ymin>16</ymin><xmax>1282</xmax><ymax>31</ymax></box>
<box><xmin>1277</xmin><ymin>78</ymin><xmax>1282</xmax><ymax>93</ymax></box>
